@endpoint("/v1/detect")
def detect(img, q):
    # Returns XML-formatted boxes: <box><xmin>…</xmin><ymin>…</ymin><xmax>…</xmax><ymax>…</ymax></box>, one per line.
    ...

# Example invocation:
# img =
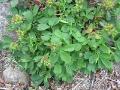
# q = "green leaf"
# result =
<box><xmin>116</xmin><ymin>39</ymin><xmax>120</xmax><ymax>50</ymax></box>
<box><xmin>100</xmin><ymin>45</ymin><xmax>111</xmax><ymax>54</ymax></box>
<box><xmin>100</xmin><ymin>53</ymin><xmax>112</xmax><ymax>69</ymax></box>
<box><xmin>2</xmin><ymin>36</ymin><xmax>12</xmax><ymax>49</ymax></box>
<box><xmin>21</xmin><ymin>54</ymin><xmax>31</xmax><ymax>62</ymax></box>
<box><xmin>31</xmin><ymin>74</ymin><xmax>43</xmax><ymax>86</ymax></box>
<box><xmin>89</xmin><ymin>53</ymin><xmax>99</xmax><ymax>64</ymax></box>
<box><xmin>101</xmin><ymin>59</ymin><xmax>113</xmax><ymax>69</ymax></box>
<box><xmin>20</xmin><ymin>22</ymin><xmax>32</xmax><ymax>31</ymax></box>
<box><xmin>41</xmin><ymin>31</ymin><xmax>51</xmax><ymax>41</ymax></box>
<box><xmin>29</xmin><ymin>62</ymin><xmax>34</xmax><ymax>70</ymax></box>
<box><xmin>10</xmin><ymin>0</ymin><xmax>18</xmax><ymax>7</ymax></box>
<box><xmin>20</xmin><ymin>62</ymin><xmax>28</xmax><ymax>70</ymax></box>
<box><xmin>49</xmin><ymin>52</ymin><xmax>59</xmax><ymax>64</ymax></box>
<box><xmin>33</xmin><ymin>5</ymin><xmax>39</xmax><ymax>16</ymax></box>
<box><xmin>88</xmin><ymin>39</ymin><xmax>98</xmax><ymax>49</ymax></box>
<box><xmin>77</xmin><ymin>59</ymin><xmax>86</xmax><ymax>69</ymax></box>
<box><xmin>44</xmin><ymin>75</ymin><xmax>49</xmax><ymax>88</ymax></box>
<box><xmin>3</xmin><ymin>36</ymin><xmax>12</xmax><ymax>44</ymax></box>
<box><xmin>61</xmin><ymin>72</ymin><xmax>72</xmax><ymax>82</ymax></box>
<box><xmin>37</xmin><ymin>62</ymin><xmax>42</xmax><ymax>67</ymax></box>
<box><xmin>65</xmin><ymin>17</ymin><xmax>75</xmax><ymax>24</ymax></box>
<box><xmin>46</xmin><ymin>7</ymin><xmax>55</xmax><ymax>16</ymax></box>
<box><xmin>66</xmin><ymin>0</ymin><xmax>72</xmax><ymax>3</ymax></box>
<box><xmin>54</xmin><ymin>29</ymin><xmax>62</xmax><ymax>38</ymax></box>
<box><xmin>106</xmin><ymin>11</ymin><xmax>111</xmax><ymax>21</ymax></box>
<box><xmin>65</xmin><ymin>65</ymin><xmax>73</xmax><ymax>76</ymax></box>
<box><xmin>87</xmin><ymin>64</ymin><xmax>96</xmax><ymax>72</ymax></box>
<box><xmin>29</xmin><ymin>32</ymin><xmax>37</xmax><ymax>41</ymax></box>
<box><xmin>114</xmin><ymin>51</ymin><xmax>120</xmax><ymax>62</ymax></box>
<box><xmin>62</xmin><ymin>44</ymin><xmax>75</xmax><ymax>52</ymax></box>
<box><xmin>74</xmin><ymin>44</ymin><xmax>82</xmax><ymax>51</ymax></box>
<box><xmin>0</xmin><ymin>0</ymin><xmax>5</xmax><ymax>3</ymax></box>
<box><xmin>10</xmin><ymin>7</ymin><xmax>18</xmax><ymax>14</ymax></box>
<box><xmin>54</xmin><ymin>64</ymin><xmax>62</xmax><ymax>75</ymax></box>
<box><xmin>33</xmin><ymin>56</ymin><xmax>42</xmax><ymax>62</ymax></box>
<box><xmin>38</xmin><ymin>17</ymin><xmax>48</xmax><ymax>24</ymax></box>
<box><xmin>48</xmin><ymin>17</ymin><xmax>59</xmax><ymax>26</ymax></box>
<box><xmin>98</xmin><ymin>59</ymin><xmax>105</xmax><ymax>69</ymax></box>
<box><xmin>59</xmin><ymin>19</ymin><xmax>69</xmax><ymax>24</ymax></box>
<box><xmin>84</xmin><ymin>51</ymin><xmax>92</xmax><ymax>59</ymax></box>
<box><xmin>60</xmin><ymin>50</ymin><xmax>72</xmax><ymax>64</ymax></box>
<box><xmin>100</xmin><ymin>53</ymin><xmax>111</xmax><ymax>60</ymax></box>
<box><xmin>61</xmin><ymin>25</ymin><xmax>70</xmax><ymax>33</ymax></box>
<box><xmin>72</xmin><ymin>30</ymin><xmax>86</xmax><ymax>43</ymax></box>
<box><xmin>37</xmin><ymin>24</ymin><xmax>50</xmax><ymax>31</ymax></box>
<box><xmin>23</xmin><ymin>10</ymin><xmax>33</xmax><ymax>22</ymax></box>
<box><xmin>62</xmin><ymin>44</ymin><xmax>82</xmax><ymax>52</ymax></box>
<box><xmin>61</xmin><ymin>32</ymin><xmax>71</xmax><ymax>44</ymax></box>
<box><xmin>51</xmin><ymin>35</ymin><xmax>62</xmax><ymax>45</ymax></box>
<box><xmin>0</xmin><ymin>42</ymin><xmax>3</xmax><ymax>50</ymax></box>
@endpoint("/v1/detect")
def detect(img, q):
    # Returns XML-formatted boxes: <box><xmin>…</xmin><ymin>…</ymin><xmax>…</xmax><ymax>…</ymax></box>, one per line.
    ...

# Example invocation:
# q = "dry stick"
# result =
<box><xmin>0</xmin><ymin>60</ymin><xmax>5</xmax><ymax>85</ymax></box>
<box><xmin>107</xmin><ymin>78</ymin><xmax>120</xmax><ymax>84</ymax></box>
<box><xmin>72</xmin><ymin>81</ymin><xmax>82</xmax><ymax>90</ymax></box>
<box><xmin>0</xmin><ymin>87</ymin><xmax>8</xmax><ymax>90</ymax></box>
<box><xmin>89</xmin><ymin>73</ymin><xmax>95</xmax><ymax>90</ymax></box>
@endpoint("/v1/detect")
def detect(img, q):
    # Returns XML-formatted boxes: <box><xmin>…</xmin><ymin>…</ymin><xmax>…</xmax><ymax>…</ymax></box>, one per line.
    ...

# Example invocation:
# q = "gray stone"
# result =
<box><xmin>3</xmin><ymin>65</ymin><xmax>29</xmax><ymax>86</ymax></box>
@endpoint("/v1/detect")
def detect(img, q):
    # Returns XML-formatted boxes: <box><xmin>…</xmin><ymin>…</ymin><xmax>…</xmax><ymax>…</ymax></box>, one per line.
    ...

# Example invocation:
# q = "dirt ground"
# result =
<box><xmin>0</xmin><ymin>1</ymin><xmax>120</xmax><ymax>90</ymax></box>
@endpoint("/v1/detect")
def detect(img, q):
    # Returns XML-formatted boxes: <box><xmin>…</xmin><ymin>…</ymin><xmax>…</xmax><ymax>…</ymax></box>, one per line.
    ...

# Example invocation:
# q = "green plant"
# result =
<box><xmin>1</xmin><ymin>0</ymin><xmax>120</xmax><ymax>88</ymax></box>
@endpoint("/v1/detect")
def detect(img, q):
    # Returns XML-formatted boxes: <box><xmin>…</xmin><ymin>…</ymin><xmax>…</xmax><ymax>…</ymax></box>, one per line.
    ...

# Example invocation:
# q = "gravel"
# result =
<box><xmin>0</xmin><ymin>1</ymin><xmax>17</xmax><ymax>41</ymax></box>
<box><xmin>0</xmin><ymin>2</ymin><xmax>9</xmax><ymax>41</ymax></box>
<box><xmin>0</xmin><ymin>1</ymin><xmax>10</xmax><ymax>72</ymax></box>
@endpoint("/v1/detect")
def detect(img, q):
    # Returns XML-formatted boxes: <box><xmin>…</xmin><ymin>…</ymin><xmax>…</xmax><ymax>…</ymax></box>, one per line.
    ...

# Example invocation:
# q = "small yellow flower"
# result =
<box><xmin>85</xmin><ymin>24</ymin><xmax>94</xmax><ymax>34</ymax></box>
<box><xmin>104</xmin><ymin>23</ymin><xmax>114</xmax><ymax>31</ymax></box>
<box><xmin>89</xmin><ymin>32</ymin><xmax>101</xmax><ymax>39</ymax></box>
<box><xmin>46</xmin><ymin>0</ymin><xmax>53</xmax><ymax>5</ymax></box>
<box><xmin>11</xmin><ymin>14</ymin><xmax>23</xmax><ymax>24</ymax></box>
<box><xmin>41</xmin><ymin>54</ymin><xmax>51</xmax><ymax>68</ymax></box>
<box><xmin>102</xmin><ymin>0</ymin><xmax>115</xmax><ymax>10</ymax></box>
<box><xmin>16</xmin><ymin>30</ymin><xmax>25</xmax><ymax>40</ymax></box>
<box><xmin>94</xmin><ymin>33</ymin><xmax>101</xmax><ymax>39</ymax></box>
<box><xmin>104</xmin><ymin>23</ymin><xmax>117</xmax><ymax>36</ymax></box>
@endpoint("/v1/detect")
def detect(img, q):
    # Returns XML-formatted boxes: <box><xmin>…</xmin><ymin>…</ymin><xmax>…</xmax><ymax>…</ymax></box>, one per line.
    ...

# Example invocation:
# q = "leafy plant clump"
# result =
<box><xmin>1</xmin><ymin>0</ymin><xmax>120</xmax><ymax>87</ymax></box>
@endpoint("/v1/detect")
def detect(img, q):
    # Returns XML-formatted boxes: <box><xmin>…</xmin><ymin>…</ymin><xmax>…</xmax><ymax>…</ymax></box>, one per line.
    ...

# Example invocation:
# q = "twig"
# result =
<box><xmin>89</xmin><ymin>73</ymin><xmax>95</xmax><ymax>90</ymax></box>
<box><xmin>0</xmin><ymin>87</ymin><xmax>8</xmax><ymax>90</ymax></box>
<box><xmin>72</xmin><ymin>81</ymin><xmax>82</xmax><ymax>90</ymax></box>
<box><xmin>107</xmin><ymin>78</ymin><xmax>120</xmax><ymax>84</ymax></box>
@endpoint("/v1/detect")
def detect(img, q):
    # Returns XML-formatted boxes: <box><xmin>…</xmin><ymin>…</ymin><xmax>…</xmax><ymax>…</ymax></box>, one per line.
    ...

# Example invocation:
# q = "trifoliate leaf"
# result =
<box><xmin>33</xmin><ymin>5</ymin><xmax>39</xmax><ymax>16</ymax></box>
<box><xmin>54</xmin><ymin>64</ymin><xmax>62</xmax><ymax>75</ymax></box>
<box><xmin>37</xmin><ymin>24</ymin><xmax>50</xmax><ymax>31</ymax></box>
<box><xmin>23</xmin><ymin>10</ymin><xmax>33</xmax><ymax>22</ymax></box>
<box><xmin>48</xmin><ymin>17</ymin><xmax>59</xmax><ymax>26</ymax></box>
<box><xmin>60</xmin><ymin>50</ymin><xmax>72</xmax><ymax>64</ymax></box>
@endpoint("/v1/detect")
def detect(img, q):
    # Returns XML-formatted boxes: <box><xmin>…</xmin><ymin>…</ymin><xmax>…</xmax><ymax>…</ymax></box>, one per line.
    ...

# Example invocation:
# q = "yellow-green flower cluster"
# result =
<box><xmin>46</xmin><ymin>0</ymin><xmax>53</xmax><ymax>6</ymax></box>
<box><xmin>89</xmin><ymin>32</ymin><xmax>101</xmax><ymax>39</ymax></box>
<box><xmin>85</xmin><ymin>24</ymin><xmax>101</xmax><ymax>39</ymax></box>
<box><xmin>104</xmin><ymin>23</ymin><xmax>114</xmax><ymax>31</ymax></box>
<box><xmin>41</xmin><ymin>55</ymin><xmax>51</xmax><ymax>68</ymax></box>
<box><xmin>11</xmin><ymin>14</ymin><xmax>23</xmax><ymax>24</ymax></box>
<box><xmin>16</xmin><ymin>30</ymin><xmax>25</xmax><ymax>40</ymax></box>
<box><xmin>75</xmin><ymin>0</ymin><xmax>84</xmax><ymax>12</ymax></box>
<box><xmin>102</xmin><ymin>0</ymin><xmax>115</xmax><ymax>10</ymax></box>
<box><xmin>104</xmin><ymin>23</ymin><xmax>117</xmax><ymax>37</ymax></box>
